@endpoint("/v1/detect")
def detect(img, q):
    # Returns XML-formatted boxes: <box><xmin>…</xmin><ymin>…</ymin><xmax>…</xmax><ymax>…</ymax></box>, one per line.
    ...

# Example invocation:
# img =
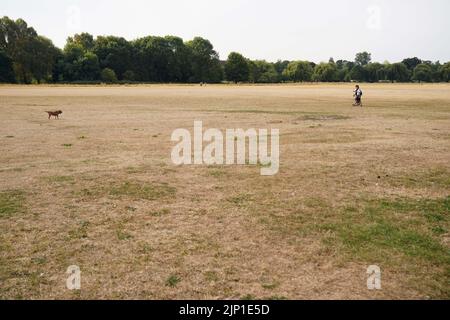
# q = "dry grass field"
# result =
<box><xmin>0</xmin><ymin>83</ymin><xmax>449</xmax><ymax>300</ymax></box>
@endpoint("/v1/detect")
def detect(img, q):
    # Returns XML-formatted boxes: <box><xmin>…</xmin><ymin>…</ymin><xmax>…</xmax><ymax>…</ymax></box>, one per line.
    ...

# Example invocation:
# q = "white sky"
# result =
<box><xmin>1</xmin><ymin>0</ymin><xmax>449</xmax><ymax>63</ymax></box>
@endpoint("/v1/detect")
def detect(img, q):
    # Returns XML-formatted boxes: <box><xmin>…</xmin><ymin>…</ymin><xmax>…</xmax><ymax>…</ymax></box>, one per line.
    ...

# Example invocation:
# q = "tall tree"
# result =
<box><xmin>0</xmin><ymin>50</ymin><xmax>15</xmax><ymax>82</ymax></box>
<box><xmin>312</xmin><ymin>62</ymin><xmax>337</xmax><ymax>82</ymax></box>
<box><xmin>62</xmin><ymin>42</ymin><xmax>100</xmax><ymax>81</ymax></box>
<box><xmin>439</xmin><ymin>62</ymin><xmax>450</xmax><ymax>82</ymax></box>
<box><xmin>0</xmin><ymin>16</ymin><xmax>58</xmax><ymax>83</ymax></box>
<box><xmin>412</xmin><ymin>63</ymin><xmax>432</xmax><ymax>82</ymax></box>
<box><xmin>386</xmin><ymin>63</ymin><xmax>410</xmax><ymax>82</ymax></box>
<box><xmin>283</xmin><ymin>61</ymin><xmax>313</xmax><ymax>82</ymax></box>
<box><xmin>248</xmin><ymin>60</ymin><xmax>278</xmax><ymax>83</ymax></box>
<box><xmin>364</xmin><ymin>63</ymin><xmax>384</xmax><ymax>82</ymax></box>
<box><xmin>402</xmin><ymin>57</ymin><xmax>422</xmax><ymax>71</ymax></box>
<box><xmin>93</xmin><ymin>36</ymin><xmax>133</xmax><ymax>80</ymax></box>
<box><xmin>355</xmin><ymin>52</ymin><xmax>372</xmax><ymax>66</ymax></box>
<box><xmin>164</xmin><ymin>36</ymin><xmax>192</xmax><ymax>82</ymax></box>
<box><xmin>350</xmin><ymin>65</ymin><xmax>366</xmax><ymax>81</ymax></box>
<box><xmin>67</xmin><ymin>33</ymin><xmax>95</xmax><ymax>51</ymax></box>
<box><xmin>274</xmin><ymin>60</ymin><xmax>290</xmax><ymax>81</ymax></box>
<box><xmin>224</xmin><ymin>52</ymin><xmax>249</xmax><ymax>83</ymax></box>
<box><xmin>186</xmin><ymin>37</ymin><xmax>222</xmax><ymax>83</ymax></box>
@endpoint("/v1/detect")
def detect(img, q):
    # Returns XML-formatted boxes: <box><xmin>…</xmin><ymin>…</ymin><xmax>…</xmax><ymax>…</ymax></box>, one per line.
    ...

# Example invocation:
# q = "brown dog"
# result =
<box><xmin>46</xmin><ymin>111</ymin><xmax>63</xmax><ymax>119</ymax></box>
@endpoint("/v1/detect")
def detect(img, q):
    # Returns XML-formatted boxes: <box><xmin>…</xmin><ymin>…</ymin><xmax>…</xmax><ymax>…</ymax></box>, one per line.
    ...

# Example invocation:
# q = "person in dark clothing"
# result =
<box><xmin>353</xmin><ymin>85</ymin><xmax>363</xmax><ymax>107</ymax></box>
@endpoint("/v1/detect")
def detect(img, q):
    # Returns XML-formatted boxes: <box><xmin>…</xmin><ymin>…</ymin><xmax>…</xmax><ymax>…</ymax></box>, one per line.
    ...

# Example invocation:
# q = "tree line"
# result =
<box><xmin>1</xmin><ymin>17</ymin><xmax>449</xmax><ymax>84</ymax></box>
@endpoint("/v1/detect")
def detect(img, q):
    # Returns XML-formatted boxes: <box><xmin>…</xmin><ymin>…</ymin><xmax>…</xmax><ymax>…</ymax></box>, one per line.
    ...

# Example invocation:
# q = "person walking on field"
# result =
<box><xmin>353</xmin><ymin>85</ymin><xmax>363</xmax><ymax>107</ymax></box>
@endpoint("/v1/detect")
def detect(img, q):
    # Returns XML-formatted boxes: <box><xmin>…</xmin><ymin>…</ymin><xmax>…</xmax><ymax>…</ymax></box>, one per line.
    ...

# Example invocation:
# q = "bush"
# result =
<box><xmin>101</xmin><ymin>68</ymin><xmax>118</xmax><ymax>83</ymax></box>
<box><xmin>122</xmin><ymin>70</ymin><xmax>135</xmax><ymax>81</ymax></box>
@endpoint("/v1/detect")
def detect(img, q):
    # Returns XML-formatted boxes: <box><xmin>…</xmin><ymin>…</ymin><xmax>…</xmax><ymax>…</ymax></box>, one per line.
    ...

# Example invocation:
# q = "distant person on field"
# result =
<box><xmin>353</xmin><ymin>85</ymin><xmax>363</xmax><ymax>107</ymax></box>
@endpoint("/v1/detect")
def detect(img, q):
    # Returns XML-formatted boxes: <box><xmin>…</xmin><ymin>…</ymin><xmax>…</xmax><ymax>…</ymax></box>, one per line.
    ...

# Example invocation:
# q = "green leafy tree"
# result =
<box><xmin>439</xmin><ymin>62</ymin><xmax>450</xmax><ymax>82</ymax></box>
<box><xmin>402</xmin><ymin>57</ymin><xmax>422</xmax><ymax>71</ymax></box>
<box><xmin>364</xmin><ymin>63</ymin><xmax>384</xmax><ymax>82</ymax></box>
<box><xmin>274</xmin><ymin>60</ymin><xmax>290</xmax><ymax>81</ymax></box>
<box><xmin>335</xmin><ymin>60</ymin><xmax>353</xmax><ymax>82</ymax></box>
<box><xmin>186</xmin><ymin>37</ymin><xmax>222</xmax><ymax>83</ymax></box>
<box><xmin>430</xmin><ymin>61</ymin><xmax>442</xmax><ymax>82</ymax></box>
<box><xmin>312</xmin><ymin>62</ymin><xmax>337</xmax><ymax>82</ymax></box>
<box><xmin>132</xmin><ymin>36</ymin><xmax>169</xmax><ymax>82</ymax></box>
<box><xmin>224</xmin><ymin>52</ymin><xmax>249</xmax><ymax>83</ymax></box>
<box><xmin>93</xmin><ymin>36</ymin><xmax>133</xmax><ymax>80</ymax></box>
<box><xmin>350</xmin><ymin>65</ymin><xmax>366</xmax><ymax>81</ymax></box>
<box><xmin>283</xmin><ymin>61</ymin><xmax>313</xmax><ymax>82</ymax></box>
<box><xmin>412</xmin><ymin>63</ymin><xmax>433</xmax><ymax>82</ymax></box>
<box><xmin>67</xmin><ymin>33</ymin><xmax>95</xmax><ymax>51</ymax></box>
<box><xmin>0</xmin><ymin>50</ymin><xmax>15</xmax><ymax>82</ymax></box>
<box><xmin>386</xmin><ymin>63</ymin><xmax>410</xmax><ymax>82</ymax></box>
<box><xmin>164</xmin><ymin>36</ymin><xmax>192</xmax><ymax>82</ymax></box>
<box><xmin>62</xmin><ymin>42</ymin><xmax>100</xmax><ymax>81</ymax></box>
<box><xmin>30</xmin><ymin>36</ymin><xmax>60</xmax><ymax>83</ymax></box>
<box><xmin>355</xmin><ymin>52</ymin><xmax>372</xmax><ymax>66</ymax></box>
<box><xmin>0</xmin><ymin>16</ymin><xmax>58</xmax><ymax>83</ymax></box>
<box><xmin>79</xmin><ymin>51</ymin><xmax>100</xmax><ymax>81</ymax></box>
<box><xmin>248</xmin><ymin>60</ymin><xmax>278</xmax><ymax>83</ymax></box>
<box><xmin>122</xmin><ymin>70</ymin><xmax>135</xmax><ymax>81</ymax></box>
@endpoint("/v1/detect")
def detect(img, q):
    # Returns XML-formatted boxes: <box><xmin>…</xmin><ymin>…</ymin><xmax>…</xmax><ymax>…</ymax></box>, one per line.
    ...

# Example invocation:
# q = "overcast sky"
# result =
<box><xmin>2</xmin><ymin>0</ymin><xmax>450</xmax><ymax>63</ymax></box>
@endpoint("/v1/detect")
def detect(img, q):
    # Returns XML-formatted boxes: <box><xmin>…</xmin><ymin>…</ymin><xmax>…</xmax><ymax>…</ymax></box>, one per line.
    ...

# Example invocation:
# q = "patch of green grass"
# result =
<box><xmin>204</xmin><ymin>271</ymin><xmax>219</xmax><ymax>282</ymax></box>
<box><xmin>227</xmin><ymin>193</ymin><xmax>253</xmax><ymax>207</ymax></box>
<box><xmin>149</xmin><ymin>208</ymin><xmax>170</xmax><ymax>217</ymax></box>
<box><xmin>208</xmin><ymin>170</ymin><xmax>226</xmax><ymax>178</ymax></box>
<box><xmin>62</xmin><ymin>144</ymin><xmax>73</xmax><ymax>148</ymax></box>
<box><xmin>321</xmin><ymin>197</ymin><xmax>450</xmax><ymax>265</ymax></box>
<box><xmin>261</xmin><ymin>282</ymin><xmax>279</xmax><ymax>290</ymax></box>
<box><xmin>137</xmin><ymin>242</ymin><xmax>153</xmax><ymax>254</ymax></box>
<box><xmin>45</xmin><ymin>175</ymin><xmax>75</xmax><ymax>184</ymax></box>
<box><xmin>303</xmin><ymin>197</ymin><xmax>329</xmax><ymax>209</ymax></box>
<box><xmin>203</xmin><ymin>109</ymin><xmax>308</xmax><ymax>115</ymax></box>
<box><xmin>76</xmin><ymin>188</ymin><xmax>96</xmax><ymax>198</ymax></box>
<box><xmin>109</xmin><ymin>181</ymin><xmax>176</xmax><ymax>201</ymax></box>
<box><xmin>300</xmin><ymin>114</ymin><xmax>351</xmax><ymax>121</ymax></box>
<box><xmin>116</xmin><ymin>229</ymin><xmax>133</xmax><ymax>241</ymax></box>
<box><xmin>339</xmin><ymin>221</ymin><xmax>447</xmax><ymax>262</ymax></box>
<box><xmin>68</xmin><ymin>221</ymin><xmax>90</xmax><ymax>239</ymax></box>
<box><xmin>125</xmin><ymin>206</ymin><xmax>137</xmax><ymax>212</ymax></box>
<box><xmin>389</xmin><ymin>168</ymin><xmax>450</xmax><ymax>189</ymax></box>
<box><xmin>77</xmin><ymin>136</ymin><xmax>87</xmax><ymax>140</ymax></box>
<box><xmin>267</xmin><ymin>295</ymin><xmax>288</xmax><ymax>300</ymax></box>
<box><xmin>165</xmin><ymin>275</ymin><xmax>181</xmax><ymax>287</ymax></box>
<box><xmin>257</xmin><ymin>161</ymin><xmax>272</xmax><ymax>168</ymax></box>
<box><xmin>30</xmin><ymin>257</ymin><xmax>48</xmax><ymax>265</ymax></box>
<box><xmin>0</xmin><ymin>190</ymin><xmax>25</xmax><ymax>219</ymax></box>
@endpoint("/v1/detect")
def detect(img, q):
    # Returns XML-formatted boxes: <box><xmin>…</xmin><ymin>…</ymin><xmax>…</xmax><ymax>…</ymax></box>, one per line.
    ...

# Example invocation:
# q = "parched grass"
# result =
<box><xmin>67</xmin><ymin>220</ymin><xmax>90</xmax><ymax>240</ymax></box>
<box><xmin>298</xmin><ymin>114</ymin><xmax>351</xmax><ymax>121</ymax></box>
<box><xmin>149</xmin><ymin>208</ymin><xmax>170</xmax><ymax>217</ymax></box>
<box><xmin>0</xmin><ymin>190</ymin><xmax>26</xmax><ymax>219</ymax></box>
<box><xmin>1</xmin><ymin>84</ymin><xmax>450</xmax><ymax>299</ymax></box>
<box><xmin>302</xmin><ymin>131</ymin><xmax>365</xmax><ymax>144</ymax></box>
<box><xmin>227</xmin><ymin>193</ymin><xmax>254</xmax><ymax>207</ymax></box>
<box><xmin>388</xmin><ymin>168</ymin><xmax>450</xmax><ymax>189</ymax></box>
<box><xmin>200</xmin><ymin>109</ymin><xmax>310</xmax><ymax>115</ymax></box>
<box><xmin>44</xmin><ymin>175</ymin><xmax>75</xmax><ymax>184</ymax></box>
<box><xmin>117</xmin><ymin>229</ymin><xmax>133</xmax><ymax>241</ymax></box>
<box><xmin>109</xmin><ymin>181</ymin><xmax>176</xmax><ymax>201</ymax></box>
